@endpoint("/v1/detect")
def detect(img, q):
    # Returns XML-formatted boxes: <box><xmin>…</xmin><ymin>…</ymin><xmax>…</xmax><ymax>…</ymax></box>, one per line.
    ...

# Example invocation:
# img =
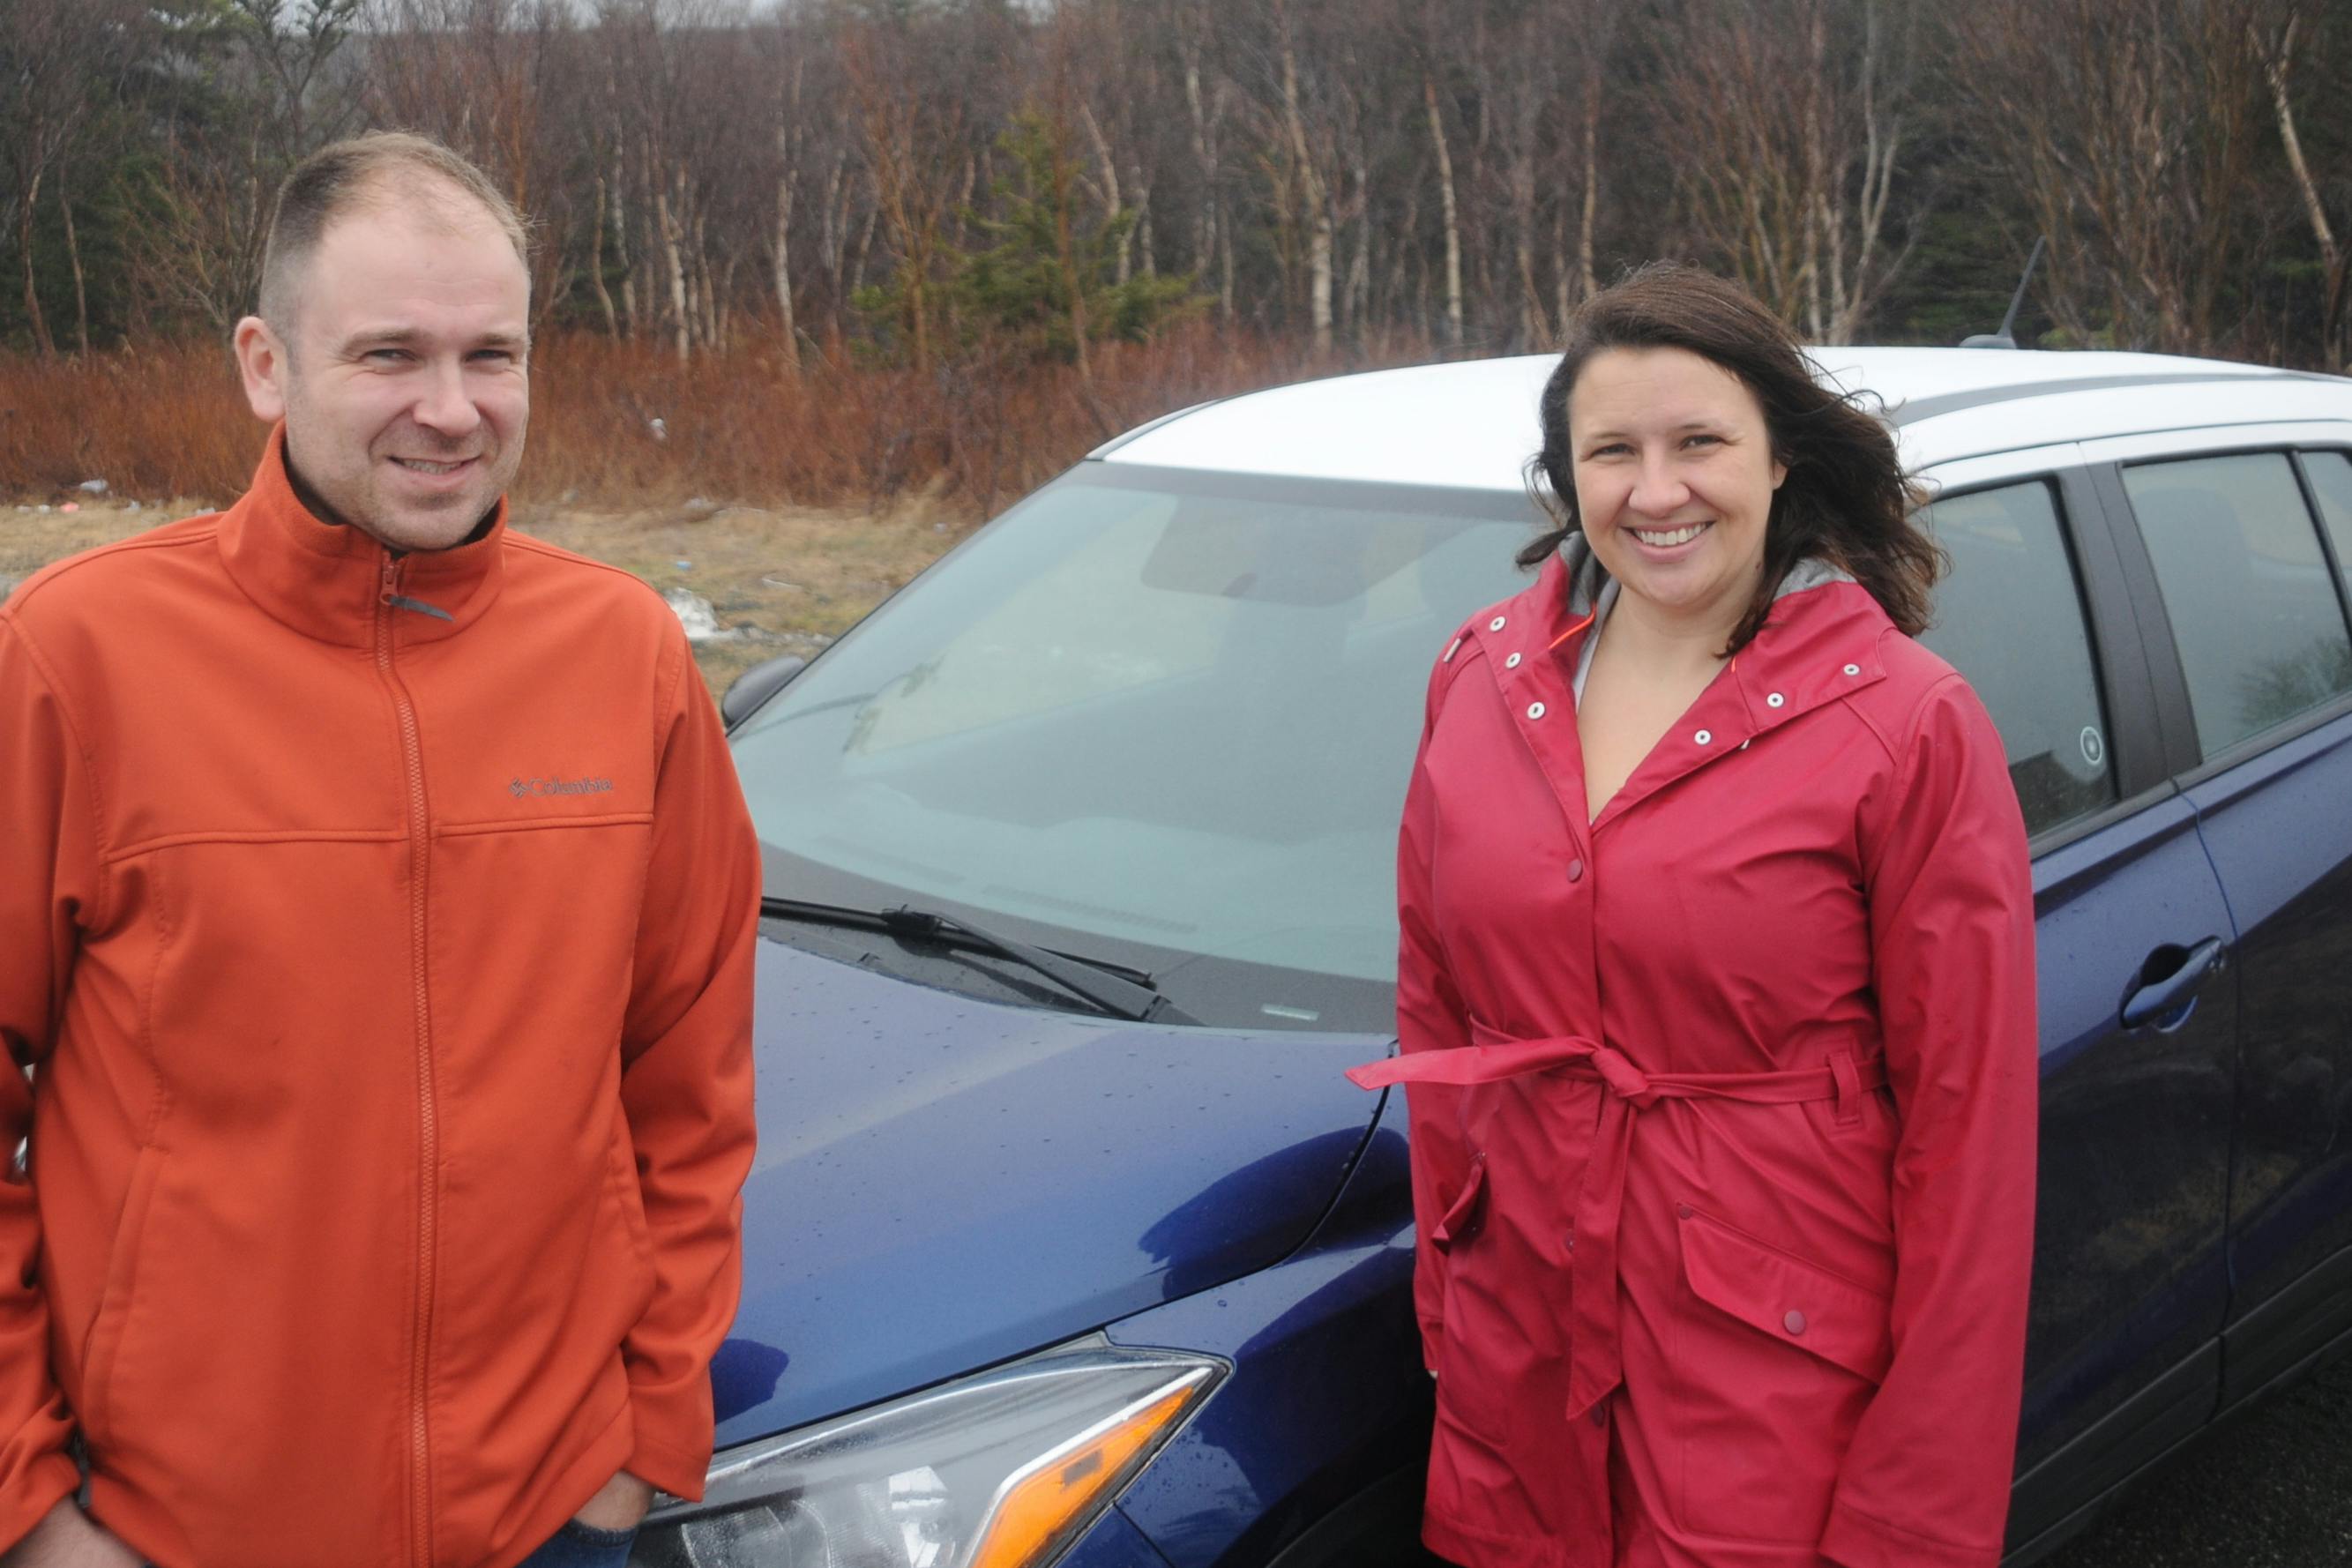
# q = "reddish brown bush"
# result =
<box><xmin>0</xmin><ymin>325</ymin><xmax>1433</xmax><ymax>515</ymax></box>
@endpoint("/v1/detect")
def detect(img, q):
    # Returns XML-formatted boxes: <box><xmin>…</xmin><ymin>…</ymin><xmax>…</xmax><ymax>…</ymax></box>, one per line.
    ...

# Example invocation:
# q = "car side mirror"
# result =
<box><xmin>722</xmin><ymin>653</ymin><xmax>808</xmax><ymax>731</ymax></box>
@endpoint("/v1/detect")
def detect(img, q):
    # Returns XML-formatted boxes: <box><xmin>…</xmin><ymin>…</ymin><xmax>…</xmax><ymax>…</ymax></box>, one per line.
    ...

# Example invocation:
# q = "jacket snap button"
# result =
<box><xmin>1784</xmin><ymin>1310</ymin><xmax>1807</xmax><ymax>1335</ymax></box>
<box><xmin>1566</xmin><ymin>857</ymin><xmax>1586</xmax><ymax>883</ymax></box>
<box><xmin>1505</xmin><ymin>652</ymin><xmax>1523</xmax><ymax>668</ymax></box>
<box><xmin>1490</xmin><ymin>616</ymin><xmax>1508</xmax><ymax>631</ymax></box>
<box><xmin>1676</xmin><ymin>1204</ymin><xmax>1694</xmax><ymax>1220</ymax></box>
<box><xmin>1694</xmin><ymin>728</ymin><xmax>1712</xmax><ymax>745</ymax></box>
<box><xmin>1564</xmin><ymin>1233</ymin><xmax>1575</xmax><ymax>1251</ymax></box>
<box><xmin>1527</xmin><ymin>701</ymin><xmax>1547</xmax><ymax>720</ymax></box>
<box><xmin>1767</xmin><ymin>691</ymin><xmax>1785</xmax><ymax>708</ymax></box>
<box><xmin>1842</xmin><ymin>663</ymin><xmax>1861</xmax><ymax>676</ymax></box>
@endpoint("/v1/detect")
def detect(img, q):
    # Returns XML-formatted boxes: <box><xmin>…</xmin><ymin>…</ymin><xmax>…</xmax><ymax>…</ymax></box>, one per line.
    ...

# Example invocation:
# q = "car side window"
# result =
<box><xmin>2120</xmin><ymin>453</ymin><xmax>2352</xmax><ymax>759</ymax></box>
<box><xmin>1917</xmin><ymin>479</ymin><xmax>2118</xmax><ymax>838</ymax></box>
<box><xmin>2300</xmin><ymin>449</ymin><xmax>2352</xmax><ymax>603</ymax></box>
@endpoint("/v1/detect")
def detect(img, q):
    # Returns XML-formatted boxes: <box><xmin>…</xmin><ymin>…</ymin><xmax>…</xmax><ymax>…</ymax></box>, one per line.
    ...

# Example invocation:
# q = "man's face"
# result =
<box><xmin>235</xmin><ymin>192</ymin><xmax>530</xmax><ymax>552</ymax></box>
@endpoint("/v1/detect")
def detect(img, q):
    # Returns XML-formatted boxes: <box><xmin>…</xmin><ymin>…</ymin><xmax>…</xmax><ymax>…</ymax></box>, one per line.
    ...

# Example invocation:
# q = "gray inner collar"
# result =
<box><xmin>1557</xmin><ymin>532</ymin><xmax>1854</xmax><ymax>617</ymax></box>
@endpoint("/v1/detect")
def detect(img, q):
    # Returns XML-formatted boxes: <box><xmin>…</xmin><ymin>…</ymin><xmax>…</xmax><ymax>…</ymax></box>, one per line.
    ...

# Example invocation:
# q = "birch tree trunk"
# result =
<box><xmin>589</xmin><ymin>173</ymin><xmax>618</xmax><ymax>336</ymax></box>
<box><xmin>1183</xmin><ymin>52</ymin><xmax>1216</xmax><ymax>280</ymax></box>
<box><xmin>1800</xmin><ymin>0</ymin><xmax>1828</xmax><ymax>340</ymax></box>
<box><xmin>61</xmin><ymin>157</ymin><xmax>89</xmax><ymax>357</ymax></box>
<box><xmin>774</xmin><ymin>166</ymin><xmax>801</xmax><ymax>371</ymax></box>
<box><xmin>1133</xmin><ymin>175</ymin><xmax>1155</xmax><ymax>276</ymax></box>
<box><xmin>1579</xmin><ymin>49</ymin><xmax>1602</xmax><ymax>302</ymax></box>
<box><xmin>657</xmin><ymin>180</ymin><xmax>690</xmax><ymax>364</ymax></box>
<box><xmin>1079</xmin><ymin>103</ymin><xmax>1129</xmax><ymax>286</ymax></box>
<box><xmin>1280</xmin><ymin>32</ymin><xmax>1333</xmax><ymax>351</ymax></box>
<box><xmin>1347</xmin><ymin>153</ymin><xmax>1371</xmax><ymax>332</ymax></box>
<box><xmin>2260</xmin><ymin>16</ymin><xmax>2344</xmax><ymax>366</ymax></box>
<box><xmin>19</xmin><ymin>172</ymin><xmax>55</xmax><ymax>359</ymax></box>
<box><xmin>1425</xmin><ymin>77</ymin><xmax>1463</xmax><ymax>348</ymax></box>
<box><xmin>611</xmin><ymin>145</ymin><xmax>637</xmax><ymax>338</ymax></box>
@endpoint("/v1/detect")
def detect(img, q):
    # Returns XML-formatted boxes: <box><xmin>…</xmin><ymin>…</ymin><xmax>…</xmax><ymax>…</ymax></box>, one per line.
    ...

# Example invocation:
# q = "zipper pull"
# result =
<box><xmin>379</xmin><ymin>554</ymin><xmax>399</xmax><ymax>607</ymax></box>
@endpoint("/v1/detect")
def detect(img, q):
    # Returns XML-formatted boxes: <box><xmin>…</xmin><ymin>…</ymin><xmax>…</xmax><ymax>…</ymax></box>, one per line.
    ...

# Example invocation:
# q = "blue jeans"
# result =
<box><xmin>512</xmin><ymin>1518</ymin><xmax>639</xmax><ymax>1568</ymax></box>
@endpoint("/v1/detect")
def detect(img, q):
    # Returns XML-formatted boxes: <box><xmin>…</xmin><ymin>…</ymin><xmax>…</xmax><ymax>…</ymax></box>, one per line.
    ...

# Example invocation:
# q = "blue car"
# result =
<box><xmin>639</xmin><ymin>348</ymin><xmax>2352</xmax><ymax>1568</ymax></box>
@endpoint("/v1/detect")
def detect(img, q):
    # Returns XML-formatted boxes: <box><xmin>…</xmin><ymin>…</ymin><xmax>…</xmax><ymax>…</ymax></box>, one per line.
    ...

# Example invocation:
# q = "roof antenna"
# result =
<box><xmin>1960</xmin><ymin>235</ymin><xmax>2046</xmax><ymax>349</ymax></box>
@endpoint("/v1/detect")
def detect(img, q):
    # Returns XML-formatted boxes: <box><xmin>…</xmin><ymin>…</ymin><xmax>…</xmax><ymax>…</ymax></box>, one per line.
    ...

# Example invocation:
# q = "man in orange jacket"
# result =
<box><xmin>0</xmin><ymin>133</ymin><xmax>759</xmax><ymax>1568</ymax></box>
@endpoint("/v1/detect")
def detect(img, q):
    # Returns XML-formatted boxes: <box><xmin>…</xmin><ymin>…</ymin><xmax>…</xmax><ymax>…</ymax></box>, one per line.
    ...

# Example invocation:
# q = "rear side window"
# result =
<box><xmin>2302</xmin><ymin>450</ymin><xmax>2352</xmax><ymax>601</ymax></box>
<box><xmin>2121</xmin><ymin>454</ymin><xmax>2352</xmax><ymax>758</ymax></box>
<box><xmin>1918</xmin><ymin>480</ymin><xmax>2117</xmax><ymax>837</ymax></box>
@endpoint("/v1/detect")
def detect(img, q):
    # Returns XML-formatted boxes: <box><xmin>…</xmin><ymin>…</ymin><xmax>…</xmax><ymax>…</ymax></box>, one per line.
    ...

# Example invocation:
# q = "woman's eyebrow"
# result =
<box><xmin>1578</xmin><ymin>418</ymin><xmax>1728</xmax><ymax>442</ymax></box>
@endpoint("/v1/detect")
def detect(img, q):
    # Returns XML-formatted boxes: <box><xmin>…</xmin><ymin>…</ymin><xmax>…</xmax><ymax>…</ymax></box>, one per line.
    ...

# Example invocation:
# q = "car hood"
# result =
<box><xmin>709</xmin><ymin>932</ymin><xmax>1391</xmax><ymax>1446</ymax></box>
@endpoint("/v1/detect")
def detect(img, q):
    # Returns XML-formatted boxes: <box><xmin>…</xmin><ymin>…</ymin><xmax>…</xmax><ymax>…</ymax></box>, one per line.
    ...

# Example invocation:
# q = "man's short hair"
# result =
<box><xmin>257</xmin><ymin>131</ymin><xmax>530</xmax><ymax>332</ymax></box>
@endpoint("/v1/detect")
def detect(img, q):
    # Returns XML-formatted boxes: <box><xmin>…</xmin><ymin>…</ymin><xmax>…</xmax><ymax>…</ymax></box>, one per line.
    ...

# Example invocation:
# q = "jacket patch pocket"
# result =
<box><xmin>78</xmin><ymin>1146</ymin><xmax>168</xmax><ymax>1448</ymax></box>
<box><xmin>1429</xmin><ymin>1157</ymin><xmax>1526</xmax><ymax>1453</ymax></box>
<box><xmin>1672</xmin><ymin>1207</ymin><xmax>1891</xmax><ymax>1543</ymax></box>
<box><xmin>1430</xmin><ymin>1154</ymin><xmax>1488</xmax><ymax>1255</ymax></box>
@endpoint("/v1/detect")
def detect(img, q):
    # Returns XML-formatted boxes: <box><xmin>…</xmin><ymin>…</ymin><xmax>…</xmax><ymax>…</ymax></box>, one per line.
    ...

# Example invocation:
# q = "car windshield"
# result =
<box><xmin>730</xmin><ymin>461</ymin><xmax>1535</xmax><ymax>1034</ymax></box>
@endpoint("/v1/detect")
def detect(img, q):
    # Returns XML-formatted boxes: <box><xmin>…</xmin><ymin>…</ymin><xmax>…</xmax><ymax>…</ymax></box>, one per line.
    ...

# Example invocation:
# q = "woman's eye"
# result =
<box><xmin>1683</xmin><ymin>432</ymin><xmax>1723</xmax><ymax>449</ymax></box>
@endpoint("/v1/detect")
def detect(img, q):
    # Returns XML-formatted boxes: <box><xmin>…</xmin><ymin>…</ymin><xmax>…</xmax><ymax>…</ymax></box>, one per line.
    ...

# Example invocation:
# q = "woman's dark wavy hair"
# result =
<box><xmin>1524</xmin><ymin>261</ymin><xmax>1940</xmax><ymax>653</ymax></box>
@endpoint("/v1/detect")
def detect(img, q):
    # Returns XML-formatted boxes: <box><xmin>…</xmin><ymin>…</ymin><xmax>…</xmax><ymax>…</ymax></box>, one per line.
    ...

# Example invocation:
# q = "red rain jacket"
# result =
<box><xmin>1351</xmin><ymin>543</ymin><xmax>2037</xmax><ymax>1568</ymax></box>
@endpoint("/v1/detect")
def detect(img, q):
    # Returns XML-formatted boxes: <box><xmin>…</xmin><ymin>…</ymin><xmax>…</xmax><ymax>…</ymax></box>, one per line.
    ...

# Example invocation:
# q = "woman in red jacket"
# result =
<box><xmin>1350</xmin><ymin>265</ymin><xmax>2037</xmax><ymax>1568</ymax></box>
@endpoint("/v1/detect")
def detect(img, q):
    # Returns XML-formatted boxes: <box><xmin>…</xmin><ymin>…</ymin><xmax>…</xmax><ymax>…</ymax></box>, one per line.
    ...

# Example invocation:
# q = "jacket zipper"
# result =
<box><xmin>379</xmin><ymin>553</ymin><xmax>439</xmax><ymax>1568</ymax></box>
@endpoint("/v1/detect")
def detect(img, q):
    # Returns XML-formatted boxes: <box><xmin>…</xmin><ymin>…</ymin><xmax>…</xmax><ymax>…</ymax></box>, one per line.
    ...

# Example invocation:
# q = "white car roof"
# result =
<box><xmin>1095</xmin><ymin>347</ymin><xmax>2352</xmax><ymax>489</ymax></box>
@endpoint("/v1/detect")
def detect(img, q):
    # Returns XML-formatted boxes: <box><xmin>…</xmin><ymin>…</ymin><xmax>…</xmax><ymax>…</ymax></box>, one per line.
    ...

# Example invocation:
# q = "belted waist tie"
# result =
<box><xmin>1347</xmin><ymin>1027</ymin><xmax>1887</xmax><ymax>1421</ymax></box>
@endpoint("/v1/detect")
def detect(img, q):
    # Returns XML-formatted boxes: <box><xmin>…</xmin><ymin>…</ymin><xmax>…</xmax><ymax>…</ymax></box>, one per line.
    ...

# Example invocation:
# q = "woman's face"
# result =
<box><xmin>1567</xmin><ymin>346</ymin><xmax>1788</xmax><ymax>632</ymax></box>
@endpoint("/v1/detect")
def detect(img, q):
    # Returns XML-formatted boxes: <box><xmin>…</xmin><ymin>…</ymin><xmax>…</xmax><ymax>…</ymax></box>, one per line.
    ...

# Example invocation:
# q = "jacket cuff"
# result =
<box><xmin>627</xmin><ymin>1383</ymin><xmax>717</xmax><ymax>1502</ymax></box>
<box><xmin>0</xmin><ymin>1453</ymin><xmax>85</xmax><ymax>1557</ymax></box>
<box><xmin>1820</xmin><ymin>1497</ymin><xmax>2002</xmax><ymax>1568</ymax></box>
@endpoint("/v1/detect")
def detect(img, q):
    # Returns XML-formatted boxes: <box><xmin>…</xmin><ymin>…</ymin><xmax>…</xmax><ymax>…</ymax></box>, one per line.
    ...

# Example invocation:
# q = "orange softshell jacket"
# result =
<box><xmin>0</xmin><ymin>431</ymin><xmax>760</xmax><ymax>1568</ymax></box>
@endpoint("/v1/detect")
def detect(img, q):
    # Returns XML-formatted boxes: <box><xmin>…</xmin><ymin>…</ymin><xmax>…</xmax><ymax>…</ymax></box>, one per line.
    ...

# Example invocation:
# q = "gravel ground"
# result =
<box><xmin>2042</xmin><ymin>1348</ymin><xmax>2352</xmax><ymax>1566</ymax></box>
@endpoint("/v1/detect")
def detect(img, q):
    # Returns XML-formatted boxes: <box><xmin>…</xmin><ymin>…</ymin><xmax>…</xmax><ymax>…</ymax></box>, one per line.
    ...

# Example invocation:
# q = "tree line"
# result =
<box><xmin>4</xmin><ymin>0</ymin><xmax>2350</xmax><ymax>376</ymax></box>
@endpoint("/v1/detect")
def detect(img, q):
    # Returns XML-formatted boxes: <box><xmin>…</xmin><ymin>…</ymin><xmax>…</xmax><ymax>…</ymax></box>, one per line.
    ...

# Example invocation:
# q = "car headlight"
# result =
<box><xmin>632</xmin><ymin>1337</ymin><xmax>1222</xmax><ymax>1568</ymax></box>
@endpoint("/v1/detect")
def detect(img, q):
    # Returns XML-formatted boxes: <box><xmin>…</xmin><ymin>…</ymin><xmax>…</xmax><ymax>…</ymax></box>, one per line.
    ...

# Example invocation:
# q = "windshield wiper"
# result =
<box><xmin>759</xmin><ymin>896</ymin><xmax>1197</xmax><ymax>1025</ymax></box>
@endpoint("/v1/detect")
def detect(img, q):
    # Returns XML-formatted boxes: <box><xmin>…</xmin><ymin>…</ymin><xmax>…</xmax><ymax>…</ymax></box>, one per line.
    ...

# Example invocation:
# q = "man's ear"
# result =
<box><xmin>234</xmin><ymin>315</ymin><xmax>289</xmax><ymax>422</ymax></box>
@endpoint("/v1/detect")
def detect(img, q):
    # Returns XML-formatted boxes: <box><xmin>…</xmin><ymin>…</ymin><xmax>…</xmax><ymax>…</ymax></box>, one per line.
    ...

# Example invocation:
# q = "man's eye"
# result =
<box><xmin>364</xmin><ymin>348</ymin><xmax>411</xmax><ymax>364</ymax></box>
<box><xmin>470</xmin><ymin>350</ymin><xmax>515</xmax><ymax>365</ymax></box>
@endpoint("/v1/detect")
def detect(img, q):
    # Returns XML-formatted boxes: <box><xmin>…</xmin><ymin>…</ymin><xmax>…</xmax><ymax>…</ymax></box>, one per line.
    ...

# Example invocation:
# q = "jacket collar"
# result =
<box><xmin>1475</xmin><ymin>534</ymin><xmax>1894</xmax><ymax>839</ymax></box>
<box><xmin>215</xmin><ymin>424</ymin><xmax>510</xmax><ymax>650</ymax></box>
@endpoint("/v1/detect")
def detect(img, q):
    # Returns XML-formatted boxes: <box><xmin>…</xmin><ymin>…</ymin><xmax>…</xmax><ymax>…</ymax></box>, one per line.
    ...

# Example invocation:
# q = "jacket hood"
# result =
<box><xmin>712</xmin><ymin>933</ymin><xmax>1389</xmax><ymax>1445</ymax></box>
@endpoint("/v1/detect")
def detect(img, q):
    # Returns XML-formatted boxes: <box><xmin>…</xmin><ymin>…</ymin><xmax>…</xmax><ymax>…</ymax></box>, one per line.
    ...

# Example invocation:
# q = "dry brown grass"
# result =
<box><xmin>512</xmin><ymin>492</ymin><xmax>961</xmax><ymax>696</ymax></box>
<box><xmin>0</xmin><ymin>494</ymin><xmax>952</xmax><ymax>699</ymax></box>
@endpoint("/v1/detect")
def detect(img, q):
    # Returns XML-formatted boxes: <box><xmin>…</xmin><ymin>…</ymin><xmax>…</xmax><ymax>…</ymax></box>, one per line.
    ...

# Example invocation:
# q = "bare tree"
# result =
<box><xmin>1952</xmin><ymin>0</ymin><xmax>2269</xmax><ymax>353</ymax></box>
<box><xmin>123</xmin><ymin>0</ymin><xmax>364</xmax><ymax>332</ymax></box>
<box><xmin>366</xmin><ymin>0</ymin><xmax>581</xmax><ymax>332</ymax></box>
<box><xmin>2</xmin><ymin>0</ymin><xmax>143</xmax><ymax>355</ymax></box>
<box><xmin>840</xmin><ymin>14</ymin><xmax>972</xmax><ymax>370</ymax></box>
<box><xmin>1657</xmin><ymin>0</ymin><xmax>1916</xmax><ymax>344</ymax></box>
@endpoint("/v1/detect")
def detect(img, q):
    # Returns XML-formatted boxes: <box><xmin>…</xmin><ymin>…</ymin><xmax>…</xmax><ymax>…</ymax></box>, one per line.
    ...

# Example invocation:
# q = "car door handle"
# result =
<box><xmin>2120</xmin><ymin>937</ymin><xmax>2227</xmax><ymax>1029</ymax></box>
